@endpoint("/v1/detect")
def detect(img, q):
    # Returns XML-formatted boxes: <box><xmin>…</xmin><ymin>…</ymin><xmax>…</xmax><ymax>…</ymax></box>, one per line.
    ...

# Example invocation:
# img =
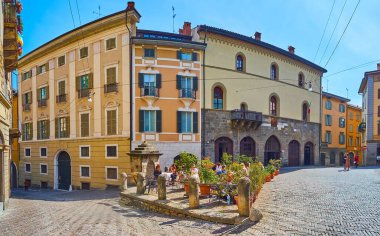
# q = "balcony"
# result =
<box><xmin>141</xmin><ymin>86</ymin><xmax>159</xmax><ymax>97</ymax></box>
<box><xmin>104</xmin><ymin>83</ymin><xmax>118</xmax><ymax>93</ymax></box>
<box><xmin>231</xmin><ymin>110</ymin><xmax>263</xmax><ymax>129</ymax></box>
<box><xmin>3</xmin><ymin>0</ymin><xmax>19</xmax><ymax>72</ymax></box>
<box><xmin>179</xmin><ymin>89</ymin><xmax>196</xmax><ymax>99</ymax></box>
<box><xmin>78</xmin><ymin>89</ymin><xmax>89</xmax><ymax>99</ymax></box>
<box><xmin>56</xmin><ymin>94</ymin><xmax>67</xmax><ymax>103</ymax></box>
<box><xmin>23</xmin><ymin>103</ymin><xmax>31</xmax><ymax>111</ymax></box>
<box><xmin>38</xmin><ymin>99</ymin><xmax>47</xmax><ymax>107</ymax></box>
<box><xmin>358</xmin><ymin>122</ymin><xmax>366</xmax><ymax>132</ymax></box>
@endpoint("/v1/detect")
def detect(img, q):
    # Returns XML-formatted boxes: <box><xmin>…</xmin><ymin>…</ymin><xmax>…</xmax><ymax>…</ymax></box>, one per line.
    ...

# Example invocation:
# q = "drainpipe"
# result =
<box><xmin>319</xmin><ymin>75</ymin><xmax>322</xmax><ymax>165</ymax></box>
<box><xmin>126</xmin><ymin>21</ymin><xmax>133</xmax><ymax>144</ymax></box>
<box><xmin>201</xmin><ymin>28</ymin><xmax>207</xmax><ymax>158</ymax></box>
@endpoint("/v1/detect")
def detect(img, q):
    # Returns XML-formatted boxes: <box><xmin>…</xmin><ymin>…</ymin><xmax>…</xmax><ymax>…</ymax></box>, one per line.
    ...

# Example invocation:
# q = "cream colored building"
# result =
<box><xmin>17</xmin><ymin>6</ymin><xmax>140</xmax><ymax>190</ymax></box>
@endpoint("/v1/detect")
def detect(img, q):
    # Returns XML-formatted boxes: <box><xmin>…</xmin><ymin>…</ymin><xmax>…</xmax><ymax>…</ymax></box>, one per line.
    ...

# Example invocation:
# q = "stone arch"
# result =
<box><xmin>264</xmin><ymin>135</ymin><xmax>281</xmax><ymax>165</ymax></box>
<box><xmin>288</xmin><ymin>140</ymin><xmax>300</xmax><ymax>166</ymax></box>
<box><xmin>304</xmin><ymin>142</ymin><xmax>314</xmax><ymax>165</ymax></box>
<box><xmin>215</xmin><ymin>137</ymin><xmax>233</xmax><ymax>163</ymax></box>
<box><xmin>270</xmin><ymin>62</ymin><xmax>279</xmax><ymax>80</ymax></box>
<box><xmin>302</xmin><ymin>101</ymin><xmax>310</xmax><ymax>122</ymax></box>
<box><xmin>240</xmin><ymin>136</ymin><xmax>256</xmax><ymax>157</ymax></box>
<box><xmin>235</xmin><ymin>52</ymin><xmax>246</xmax><ymax>72</ymax></box>
<box><xmin>269</xmin><ymin>93</ymin><xmax>280</xmax><ymax>116</ymax></box>
<box><xmin>211</xmin><ymin>83</ymin><xmax>227</xmax><ymax>110</ymax></box>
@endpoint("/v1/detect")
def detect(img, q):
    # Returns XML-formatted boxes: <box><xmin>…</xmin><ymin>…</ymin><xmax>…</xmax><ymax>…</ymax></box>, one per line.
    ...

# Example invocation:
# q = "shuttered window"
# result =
<box><xmin>144</xmin><ymin>48</ymin><xmax>155</xmax><ymax>58</ymax></box>
<box><xmin>38</xmin><ymin>87</ymin><xmax>48</xmax><ymax>101</ymax></box>
<box><xmin>58</xmin><ymin>81</ymin><xmax>65</xmax><ymax>95</ymax></box>
<box><xmin>56</xmin><ymin>117</ymin><xmax>69</xmax><ymax>138</ymax></box>
<box><xmin>106</xmin><ymin>38</ymin><xmax>116</xmax><ymax>50</ymax></box>
<box><xmin>80</xmin><ymin>47</ymin><xmax>88</xmax><ymax>59</ymax></box>
<box><xmin>339</xmin><ymin>132</ymin><xmax>345</xmax><ymax>144</ymax></box>
<box><xmin>23</xmin><ymin>92</ymin><xmax>32</xmax><ymax>104</ymax></box>
<box><xmin>181</xmin><ymin>112</ymin><xmax>192</xmax><ymax>133</ymax></box>
<box><xmin>58</xmin><ymin>55</ymin><xmax>65</xmax><ymax>66</ymax></box>
<box><xmin>37</xmin><ymin>120</ymin><xmax>49</xmax><ymax>140</ymax></box>
<box><xmin>22</xmin><ymin>123</ymin><xmax>33</xmax><ymax>141</ymax></box>
<box><xmin>106</xmin><ymin>67</ymin><xmax>116</xmax><ymax>84</ymax></box>
<box><xmin>81</xmin><ymin>113</ymin><xmax>89</xmax><ymax>137</ymax></box>
<box><xmin>107</xmin><ymin>110</ymin><xmax>117</xmax><ymax>135</ymax></box>
<box><xmin>339</xmin><ymin>117</ymin><xmax>345</xmax><ymax>128</ymax></box>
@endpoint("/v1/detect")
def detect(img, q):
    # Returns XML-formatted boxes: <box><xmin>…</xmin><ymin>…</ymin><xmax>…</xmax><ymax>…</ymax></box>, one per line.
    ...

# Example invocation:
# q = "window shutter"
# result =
<box><xmin>55</xmin><ymin>118</ymin><xmax>58</xmax><ymax>138</ymax></box>
<box><xmin>21</xmin><ymin>124</ymin><xmax>25</xmax><ymax>141</ymax></box>
<box><xmin>76</xmin><ymin>76</ymin><xmax>80</xmax><ymax>90</ymax></box>
<box><xmin>156</xmin><ymin>110</ymin><xmax>162</xmax><ymax>133</ymax></box>
<box><xmin>45</xmin><ymin>62</ymin><xmax>49</xmax><ymax>71</ymax></box>
<box><xmin>193</xmin><ymin>112</ymin><xmax>198</xmax><ymax>133</ymax></box>
<box><xmin>177</xmin><ymin>51</ymin><xmax>182</xmax><ymax>60</ymax></box>
<box><xmin>28</xmin><ymin>92</ymin><xmax>32</xmax><ymax>104</ymax></box>
<box><xmin>37</xmin><ymin>89</ymin><xmax>41</xmax><ymax>101</ymax></box>
<box><xmin>88</xmin><ymin>73</ymin><xmax>94</xmax><ymax>89</ymax></box>
<box><xmin>66</xmin><ymin>117</ymin><xmax>70</xmax><ymax>138</ymax></box>
<box><xmin>156</xmin><ymin>74</ymin><xmax>161</xmax><ymax>88</ymax></box>
<box><xmin>193</xmin><ymin>77</ymin><xmax>198</xmax><ymax>91</ymax></box>
<box><xmin>138</xmin><ymin>73</ymin><xmax>144</xmax><ymax>88</ymax></box>
<box><xmin>46</xmin><ymin>120</ymin><xmax>50</xmax><ymax>138</ymax></box>
<box><xmin>176</xmin><ymin>75</ymin><xmax>182</xmax><ymax>89</ymax></box>
<box><xmin>139</xmin><ymin>110</ymin><xmax>144</xmax><ymax>132</ymax></box>
<box><xmin>378</xmin><ymin>89</ymin><xmax>380</xmax><ymax>99</ymax></box>
<box><xmin>177</xmin><ymin>111</ymin><xmax>182</xmax><ymax>133</ymax></box>
<box><xmin>192</xmin><ymin>52</ymin><xmax>198</xmax><ymax>61</ymax></box>
<box><xmin>22</xmin><ymin>93</ymin><xmax>25</xmax><ymax>104</ymax></box>
<box><xmin>46</xmin><ymin>86</ymin><xmax>49</xmax><ymax>99</ymax></box>
<box><xmin>28</xmin><ymin>70</ymin><xmax>32</xmax><ymax>78</ymax></box>
<box><xmin>378</xmin><ymin>106</ymin><xmax>380</xmax><ymax>117</ymax></box>
<box><xmin>37</xmin><ymin>121</ymin><xmax>41</xmax><ymax>140</ymax></box>
<box><xmin>30</xmin><ymin>123</ymin><xmax>33</xmax><ymax>140</ymax></box>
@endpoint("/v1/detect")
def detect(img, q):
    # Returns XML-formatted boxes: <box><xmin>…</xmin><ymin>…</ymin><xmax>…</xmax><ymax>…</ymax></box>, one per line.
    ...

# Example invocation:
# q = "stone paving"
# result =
<box><xmin>1</xmin><ymin>167</ymin><xmax>379</xmax><ymax>235</ymax></box>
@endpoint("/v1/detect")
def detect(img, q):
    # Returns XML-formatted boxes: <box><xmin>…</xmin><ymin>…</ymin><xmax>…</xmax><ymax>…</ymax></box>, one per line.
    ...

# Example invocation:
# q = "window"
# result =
<box><xmin>58</xmin><ymin>80</ymin><xmax>65</xmax><ymax>95</ymax></box>
<box><xmin>302</xmin><ymin>103</ymin><xmax>309</xmax><ymax>122</ymax></box>
<box><xmin>356</xmin><ymin>137</ymin><xmax>360</xmax><ymax>146</ymax></box>
<box><xmin>144</xmin><ymin>48</ymin><xmax>155</xmax><ymax>58</ymax></box>
<box><xmin>236</xmin><ymin>54</ymin><xmax>244</xmax><ymax>71</ymax></box>
<box><xmin>325</xmin><ymin>115</ymin><xmax>332</xmax><ymax>126</ymax></box>
<box><xmin>177</xmin><ymin>51</ymin><xmax>192</xmax><ymax>61</ymax></box>
<box><xmin>25</xmin><ymin>163</ymin><xmax>31</xmax><ymax>173</ymax></box>
<box><xmin>37</xmin><ymin>64</ymin><xmax>47</xmax><ymax>74</ymax></box>
<box><xmin>139</xmin><ymin>73</ymin><xmax>160</xmax><ymax>97</ymax></box>
<box><xmin>339</xmin><ymin>104</ymin><xmax>345</xmax><ymax>112</ymax></box>
<box><xmin>23</xmin><ymin>70</ymin><xmax>32</xmax><ymax>80</ymax></box>
<box><xmin>39</xmin><ymin>87</ymin><xmax>48</xmax><ymax>100</ymax></box>
<box><xmin>80</xmin><ymin>146</ymin><xmax>90</xmax><ymax>158</ymax></box>
<box><xmin>180</xmin><ymin>76</ymin><xmax>193</xmax><ymax>98</ymax></box>
<box><xmin>40</xmin><ymin>147</ymin><xmax>47</xmax><ymax>157</ymax></box>
<box><xmin>270</xmin><ymin>64</ymin><xmax>278</xmax><ymax>80</ymax></box>
<box><xmin>378</xmin><ymin>88</ymin><xmax>380</xmax><ymax>99</ymax></box>
<box><xmin>77</xmin><ymin>74</ymin><xmax>92</xmax><ymax>98</ymax></box>
<box><xmin>22</xmin><ymin>123</ymin><xmax>33</xmax><ymax>141</ymax></box>
<box><xmin>325</xmin><ymin>100</ymin><xmax>332</xmax><ymax>110</ymax></box>
<box><xmin>25</xmin><ymin>148</ymin><xmax>31</xmax><ymax>157</ymax></box>
<box><xmin>106</xmin><ymin>145</ymin><xmax>117</xmax><ymax>158</ymax></box>
<box><xmin>106</xmin><ymin>110</ymin><xmax>117</xmax><ymax>135</ymax></box>
<box><xmin>348</xmin><ymin>136</ymin><xmax>353</xmax><ymax>146</ymax></box>
<box><xmin>105</xmin><ymin>38</ymin><xmax>116</xmax><ymax>51</ymax></box>
<box><xmin>80</xmin><ymin>166</ymin><xmax>90</xmax><ymax>178</ymax></box>
<box><xmin>58</xmin><ymin>55</ymin><xmax>65</xmax><ymax>67</ymax></box>
<box><xmin>143</xmin><ymin>110</ymin><xmax>156</xmax><ymax>132</ymax></box>
<box><xmin>356</xmin><ymin>114</ymin><xmax>360</xmax><ymax>121</ymax></box>
<box><xmin>240</xmin><ymin>103</ymin><xmax>247</xmax><ymax>112</ymax></box>
<box><xmin>106</xmin><ymin>67</ymin><xmax>117</xmax><ymax>85</ymax></box>
<box><xmin>80</xmin><ymin>113</ymin><xmax>89</xmax><ymax>137</ymax></box>
<box><xmin>270</xmin><ymin>96</ymin><xmax>278</xmax><ymax>116</ymax></box>
<box><xmin>40</xmin><ymin>164</ymin><xmax>48</xmax><ymax>175</ymax></box>
<box><xmin>325</xmin><ymin>131</ymin><xmax>332</xmax><ymax>144</ymax></box>
<box><xmin>80</xmin><ymin>47</ymin><xmax>88</xmax><ymax>59</ymax></box>
<box><xmin>56</xmin><ymin>117</ymin><xmax>69</xmax><ymax>138</ymax></box>
<box><xmin>23</xmin><ymin>92</ymin><xmax>32</xmax><ymax>105</ymax></box>
<box><xmin>378</xmin><ymin>122</ymin><xmax>380</xmax><ymax>135</ymax></box>
<box><xmin>298</xmin><ymin>73</ymin><xmax>304</xmax><ymax>88</ymax></box>
<box><xmin>106</xmin><ymin>167</ymin><xmax>118</xmax><ymax>180</ymax></box>
<box><xmin>339</xmin><ymin>132</ymin><xmax>345</xmax><ymax>144</ymax></box>
<box><xmin>349</xmin><ymin>124</ymin><xmax>353</xmax><ymax>132</ymax></box>
<box><xmin>339</xmin><ymin>117</ymin><xmax>345</xmax><ymax>128</ymax></box>
<box><xmin>349</xmin><ymin>112</ymin><xmax>353</xmax><ymax>120</ymax></box>
<box><xmin>79</xmin><ymin>74</ymin><xmax>89</xmax><ymax>90</ymax></box>
<box><xmin>213</xmin><ymin>87</ymin><xmax>223</xmax><ymax>109</ymax></box>
<box><xmin>181</xmin><ymin>112</ymin><xmax>193</xmax><ymax>133</ymax></box>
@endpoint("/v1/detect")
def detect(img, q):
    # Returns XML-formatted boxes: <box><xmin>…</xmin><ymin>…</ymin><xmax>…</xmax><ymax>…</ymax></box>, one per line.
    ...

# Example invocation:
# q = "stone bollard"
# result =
<box><xmin>157</xmin><ymin>174</ymin><xmax>167</xmax><ymax>200</ymax></box>
<box><xmin>136</xmin><ymin>172</ymin><xmax>146</xmax><ymax>195</ymax></box>
<box><xmin>120</xmin><ymin>172</ymin><xmax>128</xmax><ymax>192</ymax></box>
<box><xmin>238</xmin><ymin>177</ymin><xmax>251</xmax><ymax>217</ymax></box>
<box><xmin>188</xmin><ymin>175</ymin><xmax>200</xmax><ymax>209</ymax></box>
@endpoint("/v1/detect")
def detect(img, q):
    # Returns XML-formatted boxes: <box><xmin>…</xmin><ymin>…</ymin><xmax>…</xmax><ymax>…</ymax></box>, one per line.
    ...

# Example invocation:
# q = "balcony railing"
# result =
<box><xmin>231</xmin><ymin>110</ymin><xmax>263</xmax><ymax>129</ymax></box>
<box><xmin>56</xmin><ymin>94</ymin><xmax>67</xmax><ymax>103</ymax></box>
<box><xmin>38</xmin><ymin>99</ymin><xmax>47</xmax><ymax>107</ymax></box>
<box><xmin>104</xmin><ymin>83</ymin><xmax>118</xmax><ymax>93</ymax></box>
<box><xmin>141</xmin><ymin>86</ymin><xmax>159</xmax><ymax>97</ymax></box>
<box><xmin>3</xmin><ymin>1</ymin><xmax>17</xmax><ymax>24</ymax></box>
<box><xmin>23</xmin><ymin>103</ymin><xmax>31</xmax><ymax>111</ymax></box>
<box><xmin>179</xmin><ymin>89</ymin><xmax>196</xmax><ymax>99</ymax></box>
<box><xmin>78</xmin><ymin>89</ymin><xmax>89</xmax><ymax>98</ymax></box>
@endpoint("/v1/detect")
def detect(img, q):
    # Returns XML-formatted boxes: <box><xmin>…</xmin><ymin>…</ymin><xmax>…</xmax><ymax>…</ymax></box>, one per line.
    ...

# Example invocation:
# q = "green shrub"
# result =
<box><xmin>175</xmin><ymin>152</ymin><xmax>198</xmax><ymax>175</ymax></box>
<box><xmin>248</xmin><ymin>162</ymin><xmax>266</xmax><ymax>193</ymax></box>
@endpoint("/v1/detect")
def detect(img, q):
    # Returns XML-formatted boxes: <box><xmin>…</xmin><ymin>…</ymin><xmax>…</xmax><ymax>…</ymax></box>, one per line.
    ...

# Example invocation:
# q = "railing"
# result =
<box><xmin>3</xmin><ymin>1</ymin><xmax>17</xmax><ymax>24</ymax></box>
<box><xmin>56</xmin><ymin>94</ymin><xmax>67</xmax><ymax>103</ymax></box>
<box><xmin>38</xmin><ymin>99</ymin><xmax>47</xmax><ymax>107</ymax></box>
<box><xmin>23</xmin><ymin>103</ymin><xmax>31</xmax><ymax>111</ymax></box>
<box><xmin>104</xmin><ymin>83</ymin><xmax>118</xmax><ymax>93</ymax></box>
<box><xmin>141</xmin><ymin>86</ymin><xmax>159</xmax><ymax>97</ymax></box>
<box><xmin>231</xmin><ymin>110</ymin><xmax>263</xmax><ymax>122</ymax></box>
<box><xmin>179</xmin><ymin>89</ymin><xmax>196</xmax><ymax>99</ymax></box>
<box><xmin>78</xmin><ymin>89</ymin><xmax>89</xmax><ymax>98</ymax></box>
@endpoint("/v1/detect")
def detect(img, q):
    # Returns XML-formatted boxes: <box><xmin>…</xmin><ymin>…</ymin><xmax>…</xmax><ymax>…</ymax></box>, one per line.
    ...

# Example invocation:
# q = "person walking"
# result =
<box><xmin>345</xmin><ymin>153</ymin><xmax>351</xmax><ymax>171</ymax></box>
<box><xmin>354</xmin><ymin>154</ymin><xmax>359</xmax><ymax>168</ymax></box>
<box><xmin>343</xmin><ymin>153</ymin><xmax>347</xmax><ymax>171</ymax></box>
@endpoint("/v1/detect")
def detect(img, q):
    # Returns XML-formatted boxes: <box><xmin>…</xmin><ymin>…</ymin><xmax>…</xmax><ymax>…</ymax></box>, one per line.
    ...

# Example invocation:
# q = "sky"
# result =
<box><xmin>16</xmin><ymin>0</ymin><xmax>380</xmax><ymax>106</ymax></box>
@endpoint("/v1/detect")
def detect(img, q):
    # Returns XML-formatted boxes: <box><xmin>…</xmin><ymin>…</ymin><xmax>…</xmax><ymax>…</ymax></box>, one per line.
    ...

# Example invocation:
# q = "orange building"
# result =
<box><xmin>10</xmin><ymin>91</ymin><xmax>21</xmax><ymax>189</ymax></box>
<box><xmin>321</xmin><ymin>92</ymin><xmax>350</xmax><ymax>166</ymax></box>
<box><xmin>346</xmin><ymin>104</ymin><xmax>362</xmax><ymax>164</ymax></box>
<box><xmin>132</xmin><ymin>24</ymin><xmax>206</xmax><ymax>169</ymax></box>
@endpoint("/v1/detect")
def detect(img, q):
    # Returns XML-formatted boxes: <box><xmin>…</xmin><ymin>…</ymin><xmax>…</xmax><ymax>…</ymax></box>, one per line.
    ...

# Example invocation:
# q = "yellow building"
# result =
<box><xmin>194</xmin><ymin>26</ymin><xmax>327</xmax><ymax>166</ymax></box>
<box><xmin>17</xmin><ymin>4</ymin><xmax>140</xmax><ymax>190</ymax></box>
<box><xmin>346</xmin><ymin>104</ymin><xmax>362</xmax><ymax>165</ymax></box>
<box><xmin>321</xmin><ymin>92</ymin><xmax>350</xmax><ymax>166</ymax></box>
<box><xmin>132</xmin><ymin>24</ymin><xmax>205</xmax><ymax>169</ymax></box>
<box><xmin>10</xmin><ymin>90</ymin><xmax>20</xmax><ymax>189</ymax></box>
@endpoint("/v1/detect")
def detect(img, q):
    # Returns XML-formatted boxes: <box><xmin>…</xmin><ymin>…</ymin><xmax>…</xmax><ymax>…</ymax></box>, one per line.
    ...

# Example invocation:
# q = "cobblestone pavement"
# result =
<box><xmin>1</xmin><ymin>167</ymin><xmax>380</xmax><ymax>236</ymax></box>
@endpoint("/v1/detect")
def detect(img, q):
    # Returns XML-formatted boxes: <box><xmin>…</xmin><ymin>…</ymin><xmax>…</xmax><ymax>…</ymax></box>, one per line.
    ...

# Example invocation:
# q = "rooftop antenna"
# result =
<box><xmin>93</xmin><ymin>5</ymin><xmax>101</xmax><ymax>19</ymax></box>
<box><xmin>172</xmin><ymin>6</ymin><xmax>176</xmax><ymax>33</ymax></box>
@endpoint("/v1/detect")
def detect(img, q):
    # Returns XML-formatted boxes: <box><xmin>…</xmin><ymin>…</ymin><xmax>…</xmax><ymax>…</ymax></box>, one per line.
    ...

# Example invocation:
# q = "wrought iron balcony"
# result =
<box><xmin>231</xmin><ymin>110</ymin><xmax>262</xmax><ymax>129</ymax></box>
<box><xmin>38</xmin><ymin>99</ymin><xmax>47</xmax><ymax>107</ymax></box>
<box><xmin>78</xmin><ymin>89</ymin><xmax>89</xmax><ymax>98</ymax></box>
<box><xmin>23</xmin><ymin>103</ymin><xmax>31</xmax><ymax>111</ymax></box>
<box><xmin>141</xmin><ymin>86</ymin><xmax>159</xmax><ymax>97</ymax></box>
<box><xmin>56</xmin><ymin>94</ymin><xmax>67</xmax><ymax>103</ymax></box>
<box><xmin>3</xmin><ymin>0</ymin><xmax>18</xmax><ymax>72</ymax></box>
<box><xmin>104</xmin><ymin>83</ymin><xmax>118</xmax><ymax>93</ymax></box>
<box><xmin>179</xmin><ymin>89</ymin><xmax>196</xmax><ymax>99</ymax></box>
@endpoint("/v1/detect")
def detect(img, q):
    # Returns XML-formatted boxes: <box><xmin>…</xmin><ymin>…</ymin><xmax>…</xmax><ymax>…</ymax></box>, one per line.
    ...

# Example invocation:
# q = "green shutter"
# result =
<box><xmin>156</xmin><ymin>110</ymin><xmax>162</xmax><ymax>133</ymax></box>
<box><xmin>176</xmin><ymin>75</ymin><xmax>182</xmax><ymax>89</ymax></box>
<box><xmin>21</xmin><ymin>124</ymin><xmax>25</xmax><ymax>141</ymax></box>
<box><xmin>46</xmin><ymin>120</ymin><xmax>50</xmax><ymax>138</ymax></box>
<box><xmin>37</xmin><ymin>121</ymin><xmax>41</xmax><ymax>140</ymax></box>
<box><xmin>177</xmin><ymin>111</ymin><xmax>182</xmax><ymax>133</ymax></box>
<box><xmin>193</xmin><ymin>112</ymin><xmax>198</xmax><ymax>133</ymax></box>
<box><xmin>22</xmin><ymin>93</ymin><xmax>25</xmax><ymax>104</ymax></box>
<box><xmin>28</xmin><ymin>92</ymin><xmax>32</xmax><ymax>104</ymax></box>
<box><xmin>139</xmin><ymin>110</ymin><xmax>144</xmax><ymax>132</ymax></box>
<box><xmin>55</xmin><ymin>118</ymin><xmax>58</xmax><ymax>138</ymax></box>
<box><xmin>46</xmin><ymin>86</ymin><xmax>49</xmax><ymax>99</ymax></box>
<box><xmin>59</xmin><ymin>81</ymin><xmax>65</xmax><ymax>95</ymax></box>
<box><xmin>66</xmin><ymin>117</ymin><xmax>70</xmax><ymax>138</ymax></box>
<box><xmin>37</xmin><ymin>88</ymin><xmax>41</xmax><ymax>101</ymax></box>
<box><xmin>30</xmin><ymin>123</ymin><xmax>33</xmax><ymax>140</ymax></box>
<box><xmin>88</xmin><ymin>73</ymin><xmax>94</xmax><ymax>89</ymax></box>
<box><xmin>45</xmin><ymin>62</ymin><xmax>49</xmax><ymax>71</ymax></box>
<box><xmin>76</xmin><ymin>76</ymin><xmax>80</xmax><ymax>90</ymax></box>
<box><xmin>193</xmin><ymin>77</ymin><xmax>198</xmax><ymax>91</ymax></box>
<box><xmin>192</xmin><ymin>52</ymin><xmax>198</xmax><ymax>61</ymax></box>
<box><xmin>177</xmin><ymin>51</ymin><xmax>182</xmax><ymax>60</ymax></box>
<box><xmin>138</xmin><ymin>73</ymin><xmax>144</xmax><ymax>88</ymax></box>
<box><xmin>156</xmin><ymin>74</ymin><xmax>161</xmax><ymax>88</ymax></box>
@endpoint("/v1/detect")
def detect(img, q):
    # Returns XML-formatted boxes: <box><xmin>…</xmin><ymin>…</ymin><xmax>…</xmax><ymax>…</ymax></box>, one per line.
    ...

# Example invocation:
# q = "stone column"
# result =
<box><xmin>120</xmin><ymin>172</ymin><xmax>128</xmax><ymax>192</ymax></box>
<box><xmin>136</xmin><ymin>172</ymin><xmax>145</xmax><ymax>195</ymax></box>
<box><xmin>157</xmin><ymin>174</ymin><xmax>166</xmax><ymax>200</ymax></box>
<box><xmin>238</xmin><ymin>177</ymin><xmax>250</xmax><ymax>217</ymax></box>
<box><xmin>188</xmin><ymin>175</ymin><xmax>200</xmax><ymax>209</ymax></box>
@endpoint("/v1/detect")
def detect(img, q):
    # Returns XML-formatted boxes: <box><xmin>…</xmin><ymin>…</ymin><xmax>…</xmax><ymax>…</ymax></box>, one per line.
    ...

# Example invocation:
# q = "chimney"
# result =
<box><xmin>288</xmin><ymin>46</ymin><xmax>295</xmax><ymax>54</ymax></box>
<box><xmin>377</xmin><ymin>63</ymin><xmax>380</xmax><ymax>71</ymax></box>
<box><xmin>254</xmin><ymin>32</ymin><xmax>261</xmax><ymax>41</ymax></box>
<box><xmin>126</xmin><ymin>1</ymin><xmax>135</xmax><ymax>11</ymax></box>
<box><xmin>179</xmin><ymin>22</ymin><xmax>191</xmax><ymax>36</ymax></box>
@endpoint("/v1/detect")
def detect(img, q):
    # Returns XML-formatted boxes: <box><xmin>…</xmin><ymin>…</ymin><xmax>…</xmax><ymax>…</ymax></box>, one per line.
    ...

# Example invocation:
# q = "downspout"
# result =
<box><xmin>202</xmin><ymin>28</ymin><xmax>207</xmax><ymax>157</ymax></box>
<box><xmin>319</xmin><ymin>75</ymin><xmax>323</xmax><ymax>165</ymax></box>
<box><xmin>126</xmin><ymin>20</ymin><xmax>133</xmax><ymax>144</ymax></box>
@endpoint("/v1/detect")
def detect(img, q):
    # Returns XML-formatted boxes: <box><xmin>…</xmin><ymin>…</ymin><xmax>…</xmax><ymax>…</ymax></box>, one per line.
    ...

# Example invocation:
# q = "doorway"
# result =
<box><xmin>264</xmin><ymin>136</ymin><xmax>281</xmax><ymax>165</ymax></box>
<box><xmin>304</xmin><ymin>142</ymin><xmax>314</xmax><ymax>165</ymax></box>
<box><xmin>288</xmin><ymin>140</ymin><xmax>300</xmax><ymax>166</ymax></box>
<box><xmin>215</xmin><ymin>137</ymin><xmax>233</xmax><ymax>163</ymax></box>
<box><xmin>57</xmin><ymin>151</ymin><xmax>71</xmax><ymax>190</ymax></box>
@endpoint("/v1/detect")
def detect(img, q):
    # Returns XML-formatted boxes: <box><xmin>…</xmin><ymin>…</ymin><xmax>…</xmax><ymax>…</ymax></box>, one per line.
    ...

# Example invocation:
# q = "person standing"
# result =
<box><xmin>345</xmin><ymin>153</ymin><xmax>351</xmax><ymax>171</ymax></box>
<box><xmin>343</xmin><ymin>153</ymin><xmax>347</xmax><ymax>171</ymax></box>
<box><xmin>354</xmin><ymin>154</ymin><xmax>359</xmax><ymax>168</ymax></box>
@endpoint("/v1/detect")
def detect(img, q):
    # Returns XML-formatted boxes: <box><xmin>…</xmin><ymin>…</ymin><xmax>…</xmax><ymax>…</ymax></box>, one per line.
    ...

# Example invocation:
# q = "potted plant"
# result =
<box><xmin>199</xmin><ymin>159</ymin><xmax>218</xmax><ymax>195</ymax></box>
<box><xmin>269</xmin><ymin>159</ymin><xmax>282</xmax><ymax>176</ymax></box>
<box><xmin>175</xmin><ymin>152</ymin><xmax>199</xmax><ymax>193</ymax></box>
<box><xmin>248</xmin><ymin>161</ymin><xmax>266</xmax><ymax>206</ymax></box>
<box><xmin>265</xmin><ymin>163</ymin><xmax>276</xmax><ymax>179</ymax></box>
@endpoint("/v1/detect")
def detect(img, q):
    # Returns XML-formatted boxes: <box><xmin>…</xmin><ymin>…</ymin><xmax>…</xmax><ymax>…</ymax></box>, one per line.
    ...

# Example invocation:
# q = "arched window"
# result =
<box><xmin>213</xmin><ymin>86</ymin><xmax>223</xmax><ymax>109</ymax></box>
<box><xmin>270</xmin><ymin>63</ymin><xmax>278</xmax><ymax>80</ymax></box>
<box><xmin>240</xmin><ymin>103</ymin><xmax>247</xmax><ymax>112</ymax></box>
<box><xmin>270</xmin><ymin>96</ymin><xmax>278</xmax><ymax>116</ymax></box>
<box><xmin>236</xmin><ymin>55</ymin><xmax>244</xmax><ymax>71</ymax></box>
<box><xmin>302</xmin><ymin>102</ymin><xmax>309</xmax><ymax>122</ymax></box>
<box><xmin>298</xmin><ymin>73</ymin><xmax>304</xmax><ymax>88</ymax></box>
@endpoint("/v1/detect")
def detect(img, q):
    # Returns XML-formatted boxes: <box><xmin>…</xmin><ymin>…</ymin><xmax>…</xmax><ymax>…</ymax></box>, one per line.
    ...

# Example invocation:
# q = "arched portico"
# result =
<box><xmin>54</xmin><ymin>151</ymin><xmax>72</xmax><ymax>191</ymax></box>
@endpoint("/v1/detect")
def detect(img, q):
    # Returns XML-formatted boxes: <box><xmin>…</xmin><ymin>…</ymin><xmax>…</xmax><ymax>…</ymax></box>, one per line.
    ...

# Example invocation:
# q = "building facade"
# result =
<box><xmin>17</xmin><ymin>6</ymin><xmax>140</xmax><ymax>190</ymax></box>
<box><xmin>320</xmin><ymin>92</ymin><xmax>350</xmax><ymax>166</ymax></box>
<box><xmin>10</xmin><ymin>90</ymin><xmax>20</xmax><ymax>189</ymax></box>
<box><xmin>131</xmin><ymin>25</ymin><xmax>205</xmax><ymax>169</ymax></box>
<box><xmin>346</xmin><ymin>104</ymin><xmax>362</xmax><ymax>164</ymax></box>
<box><xmin>358</xmin><ymin>64</ymin><xmax>380</xmax><ymax>166</ymax></box>
<box><xmin>194</xmin><ymin>26</ymin><xmax>326</xmax><ymax>166</ymax></box>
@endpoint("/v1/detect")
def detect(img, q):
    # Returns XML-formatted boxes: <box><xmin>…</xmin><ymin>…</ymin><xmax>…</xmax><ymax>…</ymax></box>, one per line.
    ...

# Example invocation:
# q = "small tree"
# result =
<box><xmin>174</xmin><ymin>152</ymin><xmax>198</xmax><ymax>175</ymax></box>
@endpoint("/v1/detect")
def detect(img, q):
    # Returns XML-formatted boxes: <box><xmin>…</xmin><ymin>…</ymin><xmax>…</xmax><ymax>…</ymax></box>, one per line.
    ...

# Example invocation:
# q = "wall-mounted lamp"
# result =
<box><xmin>88</xmin><ymin>91</ymin><xmax>95</xmax><ymax>102</ymax></box>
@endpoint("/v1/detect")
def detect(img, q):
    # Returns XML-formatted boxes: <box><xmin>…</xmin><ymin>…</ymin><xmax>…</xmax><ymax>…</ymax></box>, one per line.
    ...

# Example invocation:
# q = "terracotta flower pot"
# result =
<box><xmin>265</xmin><ymin>175</ymin><xmax>271</xmax><ymax>182</ymax></box>
<box><xmin>184</xmin><ymin>183</ymin><xmax>189</xmax><ymax>193</ymax></box>
<box><xmin>274</xmin><ymin>169</ymin><xmax>279</xmax><ymax>176</ymax></box>
<box><xmin>199</xmin><ymin>184</ymin><xmax>211</xmax><ymax>195</ymax></box>
<box><xmin>234</xmin><ymin>196</ymin><xmax>238</xmax><ymax>205</ymax></box>
<box><xmin>270</xmin><ymin>173</ymin><xmax>274</xmax><ymax>179</ymax></box>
